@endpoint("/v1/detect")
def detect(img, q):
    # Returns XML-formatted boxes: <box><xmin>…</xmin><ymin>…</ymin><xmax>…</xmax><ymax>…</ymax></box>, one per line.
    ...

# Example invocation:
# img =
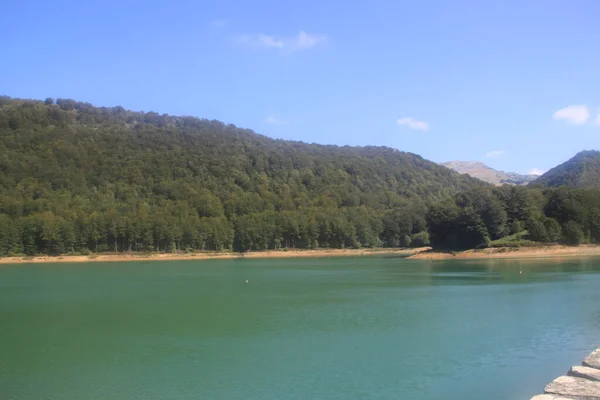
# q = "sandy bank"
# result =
<box><xmin>408</xmin><ymin>245</ymin><xmax>600</xmax><ymax>260</ymax></box>
<box><xmin>0</xmin><ymin>247</ymin><xmax>431</xmax><ymax>264</ymax></box>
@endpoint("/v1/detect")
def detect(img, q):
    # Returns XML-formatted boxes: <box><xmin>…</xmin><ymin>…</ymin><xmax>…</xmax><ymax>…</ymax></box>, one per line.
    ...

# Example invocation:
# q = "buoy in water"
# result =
<box><xmin>245</xmin><ymin>279</ymin><xmax>248</xmax><ymax>284</ymax></box>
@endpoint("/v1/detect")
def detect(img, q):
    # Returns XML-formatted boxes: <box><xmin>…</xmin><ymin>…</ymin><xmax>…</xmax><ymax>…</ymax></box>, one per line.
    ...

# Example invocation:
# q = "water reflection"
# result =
<box><xmin>422</xmin><ymin>257</ymin><xmax>600</xmax><ymax>286</ymax></box>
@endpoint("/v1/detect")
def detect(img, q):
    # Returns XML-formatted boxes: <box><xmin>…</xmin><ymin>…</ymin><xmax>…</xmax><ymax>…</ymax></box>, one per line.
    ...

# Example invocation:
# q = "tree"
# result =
<box><xmin>0</xmin><ymin>214</ymin><xmax>20</xmax><ymax>256</ymax></box>
<box><xmin>510</xmin><ymin>219</ymin><xmax>524</xmax><ymax>235</ymax></box>
<box><xmin>527</xmin><ymin>217</ymin><xmax>549</xmax><ymax>242</ymax></box>
<box><xmin>589</xmin><ymin>208</ymin><xmax>600</xmax><ymax>242</ymax></box>
<box><xmin>456</xmin><ymin>207</ymin><xmax>489</xmax><ymax>249</ymax></box>
<box><xmin>563</xmin><ymin>221</ymin><xmax>584</xmax><ymax>245</ymax></box>
<box><xmin>480</xmin><ymin>199</ymin><xmax>508</xmax><ymax>240</ymax></box>
<box><xmin>411</xmin><ymin>231</ymin><xmax>430</xmax><ymax>247</ymax></box>
<box><xmin>426</xmin><ymin>199</ymin><xmax>460</xmax><ymax>248</ymax></box>
<box><xmin>544</xmin><ymin>218</ymin><xmax>562</xmax><ymax>243</ymax></box>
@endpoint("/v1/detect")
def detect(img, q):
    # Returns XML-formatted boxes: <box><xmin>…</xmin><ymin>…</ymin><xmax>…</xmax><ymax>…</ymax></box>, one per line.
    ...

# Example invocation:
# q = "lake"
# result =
<box><xmin>1</xmin><ymin>256</ymin><xmax>600</xmax><ymax>400</ymax></box>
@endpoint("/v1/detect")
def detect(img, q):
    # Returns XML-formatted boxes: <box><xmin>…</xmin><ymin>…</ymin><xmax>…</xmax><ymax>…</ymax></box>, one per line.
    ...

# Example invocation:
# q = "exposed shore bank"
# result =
<box><xmin>408</xmin><ymin>245</ymin><xmax>600</xmax><ymax>260</ymax></box>
<box><xmin>0</xmin><ymin>247</ymin><xmax>431</xmax><ymax>264</ymax></box>
<box><xmin>2</xmin><ymin>245</ymin><xmax>599</xmax><ymax>264</ymax></box>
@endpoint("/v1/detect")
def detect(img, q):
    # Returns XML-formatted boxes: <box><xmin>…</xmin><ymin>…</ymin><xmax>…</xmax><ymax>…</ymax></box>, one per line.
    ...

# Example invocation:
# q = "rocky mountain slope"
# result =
<box><xmin>441</xmin><ymin>161</ymin><xmax>537</xmax><ymax>186</ymax></box>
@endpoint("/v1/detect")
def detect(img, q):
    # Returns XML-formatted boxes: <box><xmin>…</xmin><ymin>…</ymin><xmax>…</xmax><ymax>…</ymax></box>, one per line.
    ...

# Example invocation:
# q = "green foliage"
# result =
<box><xmin>532</xmin><ymin>150</ymin><xmax>600</xmax><ymax>188</ymax></box>
<box><xmin>525</xmin><ymin>217</ymin><xmax>545</xmax><ymax>242</ymax></box>
<box><xmin>524</xmin><ymin>216</ymin><xmax>560</xmax><ymax>243</ymax></box>
<box><xmin>426</xmin><ymin>198</ymin><xmax>461</xmax><ymax>248</ymax></box>
<box><xmin>488</xmin><ymin>231</ymin><xmax>530</xmax><ymax>247</ymax></box>
<box><xmin>509</xmin><ymin>220</ymin><xmax>524</xmax><ymax>235</ymax></box>
<box><xmin>590</xmin><ymin>208</ymin><xmax>600</xmax><ymax>243</ymax></box>
<box><xmin>410</xmin><ymin>231</ymin><xmax>430</xmax><ymax>247</ymax></box>
<box><xmin>457</xmin><ymin>207</ymin><xmax>489</xmax><ymax>249</ymax></box>
<box><xmin>0</xmin><ymin>97</ymin><xmax>598</xmax><ymax>255</ymax></box>
<box><xmin>0</xmin><ymin>97</ymin><xmax>485</xmax><ymax>256</ymax></box>
<box><xmin>543</xmin><ymin>217</ymin><xmax>562</xmax><ymax>242</ymax></box>
<box><xmin>426</xmin><ymin>185</ymin><xmax>599</xmax><ymax>249</ymax></box>
<box><xmin>562</xmin><ymin>221</ymin><xmax>584</xmax><ymax>245</ymax></box>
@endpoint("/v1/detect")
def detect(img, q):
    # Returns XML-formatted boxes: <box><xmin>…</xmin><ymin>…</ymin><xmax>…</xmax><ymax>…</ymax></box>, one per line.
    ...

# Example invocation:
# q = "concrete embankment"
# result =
<box><xmin>530</xmin><ymin>348</ymin><xmax>600</xmax><ymax>399</ymax></box>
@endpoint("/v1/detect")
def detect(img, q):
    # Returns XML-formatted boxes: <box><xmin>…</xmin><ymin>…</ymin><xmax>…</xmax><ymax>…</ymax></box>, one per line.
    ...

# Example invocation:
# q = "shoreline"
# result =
<box><xmin>0</xmin><ymin>247</ymin><xmax>430</xmax><ymax>264</ymax></box>
<box><xmin>2</xmin><ymin>245</ymin><xmax>599</xmax><ymax>264</ymax></box>
<box><xmin>408</xmin><ymin>245</ymin><xmax>600</xmax><ymax>260</ymax></box>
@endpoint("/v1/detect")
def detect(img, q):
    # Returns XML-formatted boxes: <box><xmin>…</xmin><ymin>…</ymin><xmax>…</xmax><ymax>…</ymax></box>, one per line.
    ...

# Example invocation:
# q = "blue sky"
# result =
<box><xmin>2</xmin><ymin>0</ymin><xmax>599</xmax><ymax>175</ymax></box>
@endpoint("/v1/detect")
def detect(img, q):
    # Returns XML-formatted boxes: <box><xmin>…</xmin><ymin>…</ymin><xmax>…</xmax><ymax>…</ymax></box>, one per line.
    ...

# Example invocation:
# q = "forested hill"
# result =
<box><xmin>0</xmin><ymin>97</ymin><xmax>483</xmax><ymax>255</ymax></box>
<box><xmin>531</xmin><ymin>150</ymin><xmax>600</xmax><ymax>188</ymax></box>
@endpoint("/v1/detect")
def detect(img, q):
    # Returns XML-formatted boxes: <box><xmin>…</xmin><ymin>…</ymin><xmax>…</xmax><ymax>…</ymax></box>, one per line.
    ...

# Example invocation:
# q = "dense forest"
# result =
<box><xmin>427</xmin><ymin>185</ymin><xmax>600</xmax><ymax>249</ymax></box>
<box><xmin>530</xmin><ymin>150</ymin><xmax>600</xmax><ymax>188</ymax></box>
<box><xmin>0</xmin><ymin>97</ymin><xmax>599</xmax><ymax>256</ymax></box>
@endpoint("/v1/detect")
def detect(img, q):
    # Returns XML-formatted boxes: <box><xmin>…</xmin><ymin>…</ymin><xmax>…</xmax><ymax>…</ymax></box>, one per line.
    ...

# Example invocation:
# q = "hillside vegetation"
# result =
<box><xmin>531</xmin><ymin>150</ymin><xmax>600</xmax><ymax>188</ymax></box>
<box><xmin>0</xmin><ymin>97</ymin><xmax>481</xmax><ymax>255</ymax></box>
<box><xmin>426</xmin><ymin>185</ymin><xmax>600</xmax><ymax>249</ymax></box>
<box><xmin>1</xmin><ymin>97</ymin><xmax>599</xmax><ymax>256</ymax></box>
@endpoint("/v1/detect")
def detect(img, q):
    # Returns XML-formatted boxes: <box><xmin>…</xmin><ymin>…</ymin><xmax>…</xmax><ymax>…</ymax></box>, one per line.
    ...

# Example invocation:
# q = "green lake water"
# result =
<box><xmin>1</xmin><ymin>256</ymin><xmax>600</xmax><ymax>400</ymax></box>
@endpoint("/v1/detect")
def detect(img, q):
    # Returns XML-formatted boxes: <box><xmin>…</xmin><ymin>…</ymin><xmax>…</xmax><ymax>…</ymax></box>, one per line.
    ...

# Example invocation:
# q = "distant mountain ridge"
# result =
<box><xmin>441</xmin><ymin>161</ymin><xmax>537</xmax><ymax>186</ymax></box>
<box><xmin>531</xmin><ymin>150</ymin><xmax>600</xmax><ymax>188</ymax></box>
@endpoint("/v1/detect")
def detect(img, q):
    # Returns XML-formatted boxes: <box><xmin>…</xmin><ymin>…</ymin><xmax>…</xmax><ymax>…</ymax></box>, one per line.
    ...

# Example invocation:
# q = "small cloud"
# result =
<box><xmin>396</xmin><ymin>117</ymin><xmax>429</xmax><ymax>131</ymax></box>
<box><xmin>294</xmin><ymin>31</ymin><xmax>325</xmax><ymax>49</ymax></box>
<box><xmin>529</xmin><ymin>168</ymin><xmax>547</xmax><ymax>176</ymax></box>
<box><xmin>210</xmin><ymin>19</ymin><xmax>228</xmax><ymax>28</ymax></box>
<box><xmin>255</xmin><ymin>34</ymin><xmax>285</xmax><ymax>49</ymax></box>
<box><xmin>239</xmin><ymin>31</ymin><xmax>327</xmax><ymax>52</ymax></box>
<box><xmin>266</xmin><ymin>115</ymin><xmax>289</xmax><ymax>125</ymax></box>
<box><xmin>552</xmin><ymin>105</ymin><xmax>590</xmax><ymax>125</ymax></box>
<box><xmin>485</xmin><ymin>150</ymin><xmax>505</xmax><ymax>158</ymax></box>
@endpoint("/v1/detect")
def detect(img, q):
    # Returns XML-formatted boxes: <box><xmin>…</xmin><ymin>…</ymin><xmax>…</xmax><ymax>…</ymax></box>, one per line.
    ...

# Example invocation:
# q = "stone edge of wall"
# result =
<box><xmin>530</xmin><ymin>348</ymin><xmax>600</xmax><ymax>400</ymax></box>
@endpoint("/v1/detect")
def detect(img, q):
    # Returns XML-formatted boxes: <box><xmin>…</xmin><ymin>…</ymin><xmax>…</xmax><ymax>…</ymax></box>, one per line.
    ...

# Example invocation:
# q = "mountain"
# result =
<box><xmin>441</xmin><ymin>161</ymin><xmax>537</xmax><ymax>186</ymax></box>
<box><xmin>0</xmin><ymin>96</ymin><xmax>485</xmax><ymax>255</ymax></box>
<box><xmin>531</xmin><ymin>150</ymin><xmax>600</xmax><ymax>188</ymax></box>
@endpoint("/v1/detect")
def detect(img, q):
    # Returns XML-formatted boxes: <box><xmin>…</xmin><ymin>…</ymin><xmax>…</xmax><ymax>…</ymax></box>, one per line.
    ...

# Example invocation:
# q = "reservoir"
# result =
<box><xmin>1</xmin><ymin>256</ymin><xmax>599</xmax><ymax>399</ymax></box>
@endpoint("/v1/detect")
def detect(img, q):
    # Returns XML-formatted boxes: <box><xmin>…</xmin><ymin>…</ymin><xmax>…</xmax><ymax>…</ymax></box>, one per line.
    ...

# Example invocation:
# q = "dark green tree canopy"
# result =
<box><xmin>0</xmin><ymin>97</ymin><xmax>598</xmax><ymax>255</ymax></box>
<box><xmin>531</xmin><ymin>150</ymin><xmax>600</xmax><ymax>188</ymax></box>
<box><xmin>0</xmin><ymin>97</ymin><xmax>481</xmax><ymax>255</ymax></box>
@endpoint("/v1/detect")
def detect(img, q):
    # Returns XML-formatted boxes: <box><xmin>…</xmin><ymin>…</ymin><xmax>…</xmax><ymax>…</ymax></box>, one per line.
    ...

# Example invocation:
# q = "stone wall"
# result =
<box><xmin>530</xmin><ymin>348</ymin><xmax>600</xmax><ymax>399</ymax></box>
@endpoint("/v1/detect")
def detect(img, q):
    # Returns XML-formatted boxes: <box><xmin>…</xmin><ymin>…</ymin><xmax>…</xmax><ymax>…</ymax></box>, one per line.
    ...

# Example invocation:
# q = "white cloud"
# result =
<box><xmin>396</xmin><ymin>117</ymin><xmax>429</xmax><ymax>131</ymax></box>
<box><xmin>529</xmin><ymin>168</ymin><xmax>547</xmax><ymax>176</ymax></box>
<box><xmin>485</xmin><ymin>150</ymin><xmax>505</xmax><ymax>158</ymax></box>
<box><xmin>294</xmin><ymin>31</ymin><xmax>325</xmax><ymax>49</ymax></box>
<box><xmin>266</xmin><ymin>115</ymin><xmax>289</xmax><ymax>125</ymax></box>
<box><xmin>552</xmin><ymin>105</ymin><xmax>590</xmax><ymax>125</ymax></box>
<box><xmin>239</xmin><ymin>31</ymin><xmax>327</xmax><ymax>52</ymax></box>
<box><xmin>256</xmin><ymin>34</ymin><xmax>285</xmax><ymax>49</ymax></box>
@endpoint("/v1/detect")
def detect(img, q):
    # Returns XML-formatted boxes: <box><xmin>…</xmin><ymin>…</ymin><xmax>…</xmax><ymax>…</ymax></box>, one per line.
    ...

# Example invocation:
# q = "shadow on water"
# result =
<box><xmin>381</xmin><ymin>254</ymin><xmax>413</xmax><ymax>259</ymax></box>
<box><xmin>423</xmin><ymin>257</ymin><xmax>600</xmax><ymax>286</ymax></box>
<box><xmin>372</xmin><ymin>256</ymin><xmax>600</xmax><ymax>289</ymax></box>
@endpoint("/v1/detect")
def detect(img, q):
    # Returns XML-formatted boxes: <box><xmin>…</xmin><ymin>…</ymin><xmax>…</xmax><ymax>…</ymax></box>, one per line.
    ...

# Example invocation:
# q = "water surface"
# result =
<box><xmin>1</xmin><ymin>256</ymin><xmax>600</xmax><ymax>399</ymax></box>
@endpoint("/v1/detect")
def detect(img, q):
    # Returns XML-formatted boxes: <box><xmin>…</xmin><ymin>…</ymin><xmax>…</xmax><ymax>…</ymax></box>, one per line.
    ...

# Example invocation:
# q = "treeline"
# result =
<box><xmin>428</xmin><ymin>186</ymin><xmax>600</xmax><ymax>249</ymax></box>
<box><xmin>0</xmin><ymin>97</ymin><xmax>599</xmax><ymax>256</ymax></box>
<box><xmin>1</xmin><ymin>185</ymin><xmax>599</xmax><ymax>256</ymax></box>
<box><xmin>0</xmin><ymin>204</ymin><xmax>430</xmax><ymax>255</ymax></box>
